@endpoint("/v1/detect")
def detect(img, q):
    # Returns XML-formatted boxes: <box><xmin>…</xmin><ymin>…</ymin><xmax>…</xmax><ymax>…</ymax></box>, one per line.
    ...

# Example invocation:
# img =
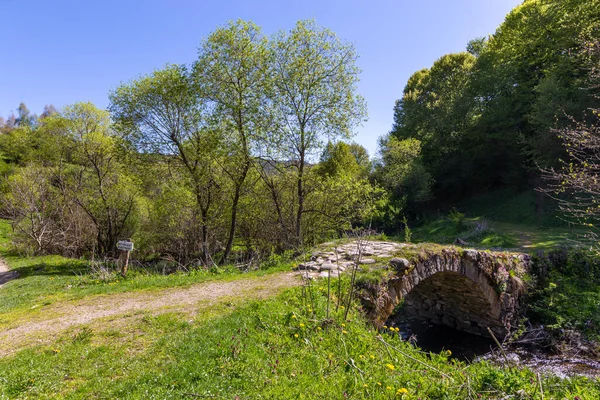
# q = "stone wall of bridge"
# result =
<box><xmin>358</xmin><ymin>246</ymin><xmax>531</xmax><ymax>338</ymax></box>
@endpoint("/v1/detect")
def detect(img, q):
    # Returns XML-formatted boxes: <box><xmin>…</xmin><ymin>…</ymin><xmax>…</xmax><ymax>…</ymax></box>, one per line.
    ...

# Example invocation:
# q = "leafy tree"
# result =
<box><xmin>391</xmin><ymin>52</ymin><xmax>476</xmax><ymax>198</ymax></box>
<box><xmin>374</xmin><ymin>136</ymin><xmax>432</xmax><ymax>212</ymax></box>
<box><xmin>15</xmin><ymin>102</ymin><xmax>36</xmax><ymax>127</ymax></box>
<box><xmin>110</xmin><ymin>65</ymin><xmax>221</xmax><ymax>264</ymax></box>
<box><xmin>58</xmin><ymin>103</ymin><xmax>139</xmax><ymax>256</ymax></box>
<box><xmin>466</xmin><ymin>37</ymin><xmax>486</xmax><ymax>58</ymax></box>
<box><xmin>39</xmin><ymin>104</ymin><xmax>58</xmax><ymax>119</ymax></box>
<box><xmin>386</xmin><ymin>0</ymin><xmax>600</xmax><ymax>208</ymax></box>
<box><xmin>318</xmin><ymin>141</ymin><xmax>371</xmax><ymax>179</ymax></box>
<box><xmin>193</xmin><ymin>20</ymin><xmax>270</xmax><ymax>262</ymax></box>
<box><xmin>267</xmin><ymin>19</ymin><xmax>367</xmax><ymax>244</ymax></box>
<box><xmin>2</xmin><ymin>103</ymin><xmax>135</xmax><ymax>256</ymax></box>
<box><xmin>471</xmin><ymin>0</ymin><xmax>600</xmax><ymax>171</ymax></box>
<box><xmin>2</xmin><ymin>166</ymin><xmax>63</xmax><ymax>253</ymax></box>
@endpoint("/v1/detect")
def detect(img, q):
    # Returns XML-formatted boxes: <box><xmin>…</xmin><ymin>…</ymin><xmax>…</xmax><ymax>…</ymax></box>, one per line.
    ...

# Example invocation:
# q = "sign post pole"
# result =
<box><xmin>122</xmin><ymin>247</ymin><xmax>130</xmax><ymax>277</ymax></box>
<box><xmin>116</xmin><ymin>239</ymin><xmax>134</xmax><ymax>277</ymax></box>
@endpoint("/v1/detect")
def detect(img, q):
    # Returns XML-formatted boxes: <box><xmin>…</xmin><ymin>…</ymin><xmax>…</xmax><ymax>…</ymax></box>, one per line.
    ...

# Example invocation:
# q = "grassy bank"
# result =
<box><xmin>1</xmin><ymin>282</ymin><xmax>598</xmax><ymax>399</ymax></box>
<box><xmin>0</xmin><ymin>219</ymin><xmax>291</xmax><ymax>321</ymax></box>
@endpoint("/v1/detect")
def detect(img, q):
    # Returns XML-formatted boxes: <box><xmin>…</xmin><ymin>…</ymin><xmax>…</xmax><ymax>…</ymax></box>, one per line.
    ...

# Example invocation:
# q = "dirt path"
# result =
<box><xmin>0</xmin><ymin>258</ymin><xmax>19</xmax><ymax>287</ymax></box>
<box><xmin>0</xmin><ymin>272</ymin><xmax>301</xmax><ymax>356</ymax></box>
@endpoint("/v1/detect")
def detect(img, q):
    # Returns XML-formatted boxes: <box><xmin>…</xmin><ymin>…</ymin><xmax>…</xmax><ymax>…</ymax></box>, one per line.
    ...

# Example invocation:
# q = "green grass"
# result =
<box><xmin>410</xmin><ymin>188</ymin><xmax>593</xmax><ymax>251</ymax></box>
<box><xmin>1</xmin><ymin>218</ymin><xmax>599</xmax><ymax>398</ymax></box>
<box><xmin>412</xmin><ymin>217</ymin><xmax>518</xmax><ymax>249</ymax></box>
<box><xmin>0</xmin><ymin>219</ymin><xmax>292</xmax><ymax>321</ymax></box>
<box><xmin>492</xmin><ymin>222</ymin><xmax>589</xmax><ymax>251</ymax></box>
<box><xmin>1</xmin><ymin>283</ymin><xmax>598</xmax><ymax>399</ymax></box>
<box><xmin>411</xmin><ymin>214</ymin><xmax>588</xmax><ymax>252</ymax></box>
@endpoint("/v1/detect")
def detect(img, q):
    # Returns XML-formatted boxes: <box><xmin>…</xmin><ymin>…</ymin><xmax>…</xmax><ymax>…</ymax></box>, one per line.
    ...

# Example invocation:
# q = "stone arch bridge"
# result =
<box><xmin>357</xmin><ymin>246</ymin><xmax>531</xmax><ymax>339</ymax></box>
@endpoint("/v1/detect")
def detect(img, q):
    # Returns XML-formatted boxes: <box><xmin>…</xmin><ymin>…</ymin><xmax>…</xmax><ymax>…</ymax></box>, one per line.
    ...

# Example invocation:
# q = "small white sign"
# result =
<box><xmin>117</xmin><ymin>240</ymin><xmax>134</xmax><ymax>251</ymax></box>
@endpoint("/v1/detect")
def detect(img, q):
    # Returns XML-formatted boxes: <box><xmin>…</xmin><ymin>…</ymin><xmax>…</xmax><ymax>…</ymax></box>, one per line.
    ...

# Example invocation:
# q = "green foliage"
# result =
<box><xmin>317</xmin><ymin>141</ymin><xmax>370</xmax><ymax>179</ymax></box>
<box><xmin>448</xmin><ymin>208</ymin><xmax>465</xmax><ymax>231</ymax></box>
<box><xmin>104</xmin><ymin>20</ymin><xmax>376</xmax><ymax>263</ymax></box>
<box><xmin>402</xmin><ymin>216</ymin><xmax>411</xmax><ymax>243</ymax></box>
<box><xmin>529</xmin><ymin>249</ymin><xmax>600</xmax><ymax>340</ymax></box>
<box><xmin>373</xmin><ymin>136</ymin><xmax>432</xmax><ymax>229</ymax></box>
<box><xmin>0</xmin><ymin>218</ymin><xmax>290</xmax><ymax>319</ymax></box>
<box><xmin>412</xmin><ymin>214</ymin><xmax>518</xmax><ymax>249</ymax></box>
<box><xmin>383</xmin><ymin>0</ymin><xmax>600</xmax><ymax>209</ymax></box>
<box><xmin>458</xmin><ymin>189</ymin><xmax>566</xmax><ymax>227</ymax></box>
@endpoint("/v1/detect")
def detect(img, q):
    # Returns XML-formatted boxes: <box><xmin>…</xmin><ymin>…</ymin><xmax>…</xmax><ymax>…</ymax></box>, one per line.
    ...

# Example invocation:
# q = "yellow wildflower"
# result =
<box><xmin>294</xmin><ymin>334</ymin><xmax>299</xmax><ymax>338</ymax></box>
<box><xmin>299</xmin><ymin>323</ymin><xmax>305</xmax><ymax>328</ymax></box>
<box><xmin>291</xmin><ymin>314</ymin><xmax>297</xmax><ymax>319</ymax></box>
<box><xmin>342</xmin><ymin>330</ymin><xmax>348</xmax><ymax>334</ymax></box>
<box><xmin>396</xmin><ymin>387</ymin><xmax>408</xmax><ymax>395</ymax></box>
<box><xmin>385</xmin><ymin>363</ymin><xmax>395</xmax><ymax>371</ymax></box>
<box><xmin>386</xmin><ymin>386</ymin><xmax>392</xmax><ymax>390</ymax></box>
<box><xmin>446</xmin><ymin>350</ymin><xmax>452</xmax><ymax>356</ymax></box>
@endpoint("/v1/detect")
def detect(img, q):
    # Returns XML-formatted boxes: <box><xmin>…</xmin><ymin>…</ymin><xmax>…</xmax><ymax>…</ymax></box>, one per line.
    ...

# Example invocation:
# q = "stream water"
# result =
<box><xmin>393</xmin><ymin>320</ymin><xmax>600</xmax><ymax>379</ymax></box>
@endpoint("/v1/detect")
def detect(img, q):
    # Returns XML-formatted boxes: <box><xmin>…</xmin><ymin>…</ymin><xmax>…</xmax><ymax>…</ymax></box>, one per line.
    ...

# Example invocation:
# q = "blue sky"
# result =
<box><xmin>1</xmin><ymin>0</ymin><xmax>522</xmax><ymax>155</ymax></box>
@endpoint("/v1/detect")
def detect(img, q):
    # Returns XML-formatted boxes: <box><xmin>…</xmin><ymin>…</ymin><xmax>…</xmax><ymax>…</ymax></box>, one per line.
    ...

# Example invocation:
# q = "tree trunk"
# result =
<box><xmin>201</xmin><ymin>207</ymin><xmax>209</xmax><ymax>266</ymax></box>
<box><xmin>295</xmin><ymin>150</ymin><xmax>305</xmax><ymax>245</ymax></box>
<box><xmin>222</xmin><ymin>164</ymin><xmax>249</xmax><ymax>263</ymax></box>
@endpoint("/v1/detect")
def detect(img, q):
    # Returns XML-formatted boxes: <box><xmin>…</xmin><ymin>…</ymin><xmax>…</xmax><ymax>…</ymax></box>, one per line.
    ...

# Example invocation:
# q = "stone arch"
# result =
<box><xmin>400</xmin><ymin>270</ymin><xmax>504</xmax><ymax>337</ymax></box>
<box><xmin>361</xmin><ymin>249</ymin><xmax>529</xmax><ymax>339</ymax></box>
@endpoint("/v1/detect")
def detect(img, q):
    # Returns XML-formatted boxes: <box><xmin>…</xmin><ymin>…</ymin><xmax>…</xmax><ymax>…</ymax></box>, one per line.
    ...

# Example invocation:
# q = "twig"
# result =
<box><xmin>335</xmin><ymin>244</ymin><xmax>342</xmax><ymax>312</ymax></box>
<box><xmin>537</xmin><ymin>372</ymin><xmax>544</xmax><ymax>400</ymax></box>
<box><xmin>487</xmin><ymin>327</ymin><xmax>511</xmax><ymax>368</ymax></box>
<box><xmin>344</xmin><ymin>358</ymin><xmax>365</xmax><ymax>375</ymax></box>
<box><xmin>466</xmin><ymin>374</ymin><xmax>474</xmax><ymax>400</ymax></box>
<box><xmin>377</xmin><ymin>336</ymin><xmax>452</xmax><ymax>379</ymax></box>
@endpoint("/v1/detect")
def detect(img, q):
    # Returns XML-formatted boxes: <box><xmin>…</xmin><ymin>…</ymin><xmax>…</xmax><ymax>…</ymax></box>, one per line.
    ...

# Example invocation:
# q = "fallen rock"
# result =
<box><xmin>389</xmin><ymin>258</ymin><xmax>410</xmax><ymax>273</ymax></box>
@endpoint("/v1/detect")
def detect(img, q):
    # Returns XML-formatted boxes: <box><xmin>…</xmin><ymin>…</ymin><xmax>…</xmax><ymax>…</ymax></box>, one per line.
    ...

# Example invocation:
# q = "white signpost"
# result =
<box><xmin>117</xmin><ymin>240</ymin><xmax>134</xmax><ymax>276</ymax></box>
<box><xmin>117</xmin><ymin>240</ymin><xmax>134</xmax><ymax>252</ymax></box>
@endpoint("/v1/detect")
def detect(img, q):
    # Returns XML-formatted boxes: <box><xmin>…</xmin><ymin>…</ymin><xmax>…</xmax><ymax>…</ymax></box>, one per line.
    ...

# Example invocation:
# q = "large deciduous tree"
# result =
<box><xmin>267</xmin><ymin>20</ymin><xmax>367</xmax><ymax>244</ymax></box>
<box><xmin>59</xmin><ymin>103</ymin><xmax>138</xmax><ymax>256</ymax></box>
<box><xmin>391</xmin><ymin>52</ymin><xmax>476</xmax><ymax>199</ymax></box>
<box><xmin>109</xmin><ymin>65</ymin><xmax>219</xmax><ymax>264</ymax></box>
<box><xmin>193</xmin><ymin>20</ymin><xmax>270</xmax><ymax>263</ymax></box>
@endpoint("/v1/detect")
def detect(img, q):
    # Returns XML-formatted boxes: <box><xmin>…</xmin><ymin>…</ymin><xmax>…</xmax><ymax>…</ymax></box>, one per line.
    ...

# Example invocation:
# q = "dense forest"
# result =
<box><xmin>1</xmin><ymin>0</ymin><xmax>600</xmax><ymax>265</ymax></box>
<box><xmin>382</xmin><ymin>0</ymin><xmax>600</xmax><ymax>211</ymax></box>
